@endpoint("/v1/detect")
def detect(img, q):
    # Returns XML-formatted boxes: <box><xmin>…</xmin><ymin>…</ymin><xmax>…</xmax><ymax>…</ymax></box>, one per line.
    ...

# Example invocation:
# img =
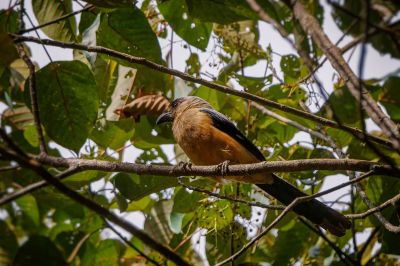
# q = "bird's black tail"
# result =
<box><xmin>257</xmin><ymin>174</ymin><xmax>351</xmax><ymax>236</ymax></box>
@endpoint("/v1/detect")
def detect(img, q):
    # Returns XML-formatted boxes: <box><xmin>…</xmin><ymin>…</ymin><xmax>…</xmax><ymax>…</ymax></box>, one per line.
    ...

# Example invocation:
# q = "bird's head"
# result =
<box><xmin>156</xmin><ymin>96</ymin><xmax>212</xmax><ymax>125</ymax></box>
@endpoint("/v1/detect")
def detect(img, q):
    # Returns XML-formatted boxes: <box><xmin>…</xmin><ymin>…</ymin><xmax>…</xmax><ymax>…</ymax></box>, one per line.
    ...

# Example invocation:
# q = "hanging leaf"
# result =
<box><xmin>32</xmin><ymin>0</ymin><xmax>76</xmax><ymax>42</ymax></box>
<box><xmin>25</xmin><ymin>61</ymin><xmax>99</xmax><ymax>151</ymax></box>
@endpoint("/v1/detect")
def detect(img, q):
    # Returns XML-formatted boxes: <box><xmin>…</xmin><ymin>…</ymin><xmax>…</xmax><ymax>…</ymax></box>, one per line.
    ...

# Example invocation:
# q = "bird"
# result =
<box><xmin>156</xmin><ymin>96</ymin><xmax>351</xmax><ymax>236</ymax></box>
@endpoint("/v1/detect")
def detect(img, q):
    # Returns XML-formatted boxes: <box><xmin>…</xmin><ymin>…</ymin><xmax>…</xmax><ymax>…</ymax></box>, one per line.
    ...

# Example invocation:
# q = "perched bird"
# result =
<box><xmin>156</xmin><ymin>96</ymin><xmax>351</xmax><ymax>236</ymax></box>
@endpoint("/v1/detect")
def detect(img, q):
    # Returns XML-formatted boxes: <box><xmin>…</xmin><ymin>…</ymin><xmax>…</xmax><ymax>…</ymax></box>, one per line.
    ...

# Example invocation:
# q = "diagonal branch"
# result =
<box><xmin>0</xmin><ymin>146</ymin><xmax>190</xmax><ymax>266</ymax></box>
<box><xmin>10</xmin><ymin>34</ymin><xmax>393</xmax><ymax>149</ymax></box>
<box><xmin>346</xmin><ymin>193</ymin><xmax>400</xmax><ymax>220</ymax></box>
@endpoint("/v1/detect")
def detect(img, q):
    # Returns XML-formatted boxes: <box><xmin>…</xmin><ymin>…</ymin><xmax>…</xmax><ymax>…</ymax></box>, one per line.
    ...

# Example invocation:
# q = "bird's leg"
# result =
<box><xmin>217</xmin><ymin>160</ymin><xmax>231</xmax><ymax>176</ymax></box>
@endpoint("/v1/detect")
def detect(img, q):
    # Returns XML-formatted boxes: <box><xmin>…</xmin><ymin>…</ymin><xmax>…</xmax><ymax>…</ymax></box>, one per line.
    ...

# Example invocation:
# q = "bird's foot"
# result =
<box><xmin>178</xmin><ymin>161</ymin><xmax>192</xmax><ymax>172</ymax></box>
<box><xmin>217</xmin><ymin>160</ymin><xmax>231</xmax><ymax>176</ymax></box>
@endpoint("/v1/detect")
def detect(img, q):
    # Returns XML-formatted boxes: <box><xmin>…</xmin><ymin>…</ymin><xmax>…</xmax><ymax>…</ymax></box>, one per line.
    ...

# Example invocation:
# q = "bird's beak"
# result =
<box><xmin>156</xmin><ymin>111</ymin><xmax>173</xmax><ymax>125</ymax></box>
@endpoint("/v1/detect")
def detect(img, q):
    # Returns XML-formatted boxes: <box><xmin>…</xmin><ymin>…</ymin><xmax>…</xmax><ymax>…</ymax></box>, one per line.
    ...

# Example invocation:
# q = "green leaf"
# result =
<box><xmin>91</xmin><ymin>120</ymin><xmax>134</xmax><ymax>150</ymax></box>
<box><xmin>380</xmin><ymin>76</ymin><xmax>400</xmax><ymax>122</ymax></box>
<box><xmin>113</xmin><ymin>172</ymin><xmax>178</xmax><ymax>201</ymax></box>
<box><xmin>0</xmin><ymin>9</ymin><xmax>19</xmax><ymax>33</ymax></box>
<box><xmin>16</xmin><ymin>194</ymin><xmax>40</xmax><ymax>228</ymax></box>
<box><xmin>144</xmin><ymin>201</ymin><xmax>174</xmax><ymax>245</ymax></box>
<box><xmin>0</xmin><ymin>220</ymin><xmax>18</xmax><ymax>260</ymax></box>
<box><xmin>173</xmin><ymin>187</ymin><xmax>204</xmax><ymax>213</ymax></box>
<box><xmin>92</xmin><ymin>239</ymin><xmax>122</xmax><ymax>266</ymax></box>
<box><xmin>185</xmin><ymin>0</ymin><xmax>256</xmax><ymax>24</ymax></box>
<box><xmin>170</xmin><ymin>212</ymin><xmax>185</xmax><ymax>233</ymax></box>
<box><xmin>0</xmin><ymin>32</ymin><xmax>18</xmax><ymax>66</ymax></box>
<box><xmin>280</xmin><ymin>54</ymin><xmax>301</xmax><ymax>83</ymax></box>
<box><xmin>97</xmin><ymin>7</ymin><xmax>162</xmax><ymax>64</ymax></box>
<box><xmin>13</xmin><ymin>235</ymin><xmax>66</xmax><ymax>266</ymax></box>
<box><xmin>158</xmin><ymin>0</ymin><xmax>212</xmax><ymax>50</ymax></box>
<box><xmin>27</xmin><ymin>61</ymin><xmax>99</xmax><ymax>151</ymax></box>
<box><xmin>32</xmin><ymin>0</ymin><xmax>76</xmax><ymax>42</ymax></box>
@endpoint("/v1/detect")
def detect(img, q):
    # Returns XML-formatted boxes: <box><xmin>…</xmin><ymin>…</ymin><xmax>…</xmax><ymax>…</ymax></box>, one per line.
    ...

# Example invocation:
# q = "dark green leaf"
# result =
<box><xmin>0</xmin><ymin>220</ymin><xmax>18</xmax><ymax>259</ymax></box>
<box><xmin>27</xmin><ymin>61</ymin><xmax>99</xmax><ymax>151</ymax></box>
<box><xmin>97</xmin><ymin>7</ymin><xmax>162</xmax><ymax>64</ymax></box>
<box><xmin>113</xmin><ymin>172</ymin><xmax>178</xmax><ymax>201</ymax></box>
<box><xmin>13</xmin><ymin>235</ymin><xmax>65</xmax><ymax>266</ymax></box>
<box><xmin>0</xmin><ymin>32</ymin><xmax>18</xmax><ymax>66</ymax></box>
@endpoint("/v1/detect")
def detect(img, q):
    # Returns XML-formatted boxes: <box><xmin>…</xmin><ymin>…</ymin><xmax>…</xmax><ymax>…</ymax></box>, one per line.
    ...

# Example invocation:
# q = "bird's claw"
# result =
<box><xmin>217</xmin><ymin>160</ymin><xmax>231</xmax><ymax>176</ymax></box>
<box><xmin>178</xmin><ymin>161</ymin><xmax>192</xmax><ymax>171</ymax></box>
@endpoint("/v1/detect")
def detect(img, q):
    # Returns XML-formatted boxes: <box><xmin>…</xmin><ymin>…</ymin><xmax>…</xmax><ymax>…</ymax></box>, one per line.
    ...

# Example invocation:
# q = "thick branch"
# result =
<box><xmin>10</xmin><ymin>34</ymin><xmax>393</xmax><ymax>149</ymax></box>
<box><xmin>291</xmin><ymin>1</ymin><xmax>400</xmax><ymax>153</ymax></box>
<box><xmin>36</xmin><ymin>155</ymin><xmax>399</xmax><ymax>177</ymax></box>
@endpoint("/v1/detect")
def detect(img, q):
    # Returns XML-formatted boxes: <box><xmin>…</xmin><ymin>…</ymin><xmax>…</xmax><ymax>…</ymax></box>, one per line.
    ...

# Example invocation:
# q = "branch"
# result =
<box><xmin>16</xmin><ymin>45</ymin><xmax>47</xmax><ymax>154</ymax></box>
<box><xmin>10</xmin><ymin>34</ymin><xmax>393</xmax><ymax>149</ymax></box>
<box><xmin>34</xmin><ymin>155</ymin><xmax>399</xmax><ymax>177</ymax></box>
<box><xmin>0</xmin><ymin>146</ymin><xmax>190</xmax><ymax>266</ymax></box>
<box><xmin>104</xmin><ymin>220</ymin><xmax>161</xmax><ymax>266</ymax></box>
<box><xmin>354</xmin><ymin>183</ymin><xmax>400</xmax><ymax>233</ymax></box>
<box><xmin>346</xmin><ymin>193</ymin><xmax>400</xmax><ymax>219</ymax></box>
<box><xmin>177</xmin><ymin>177</ymin><xmax>285</xmax><ymax>210</ymax></box>
<box><xmin>290</xmin><ymin>1</ymin><xmax>400</xmax><ymax>154</ymax></box>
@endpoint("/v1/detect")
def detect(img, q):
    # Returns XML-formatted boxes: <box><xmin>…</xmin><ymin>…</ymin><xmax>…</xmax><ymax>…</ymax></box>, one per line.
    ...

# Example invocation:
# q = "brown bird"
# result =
<box><xmin>156</xmin><ymin>96</ymin><xmax>351</xmax><ymax>236</ymax></box>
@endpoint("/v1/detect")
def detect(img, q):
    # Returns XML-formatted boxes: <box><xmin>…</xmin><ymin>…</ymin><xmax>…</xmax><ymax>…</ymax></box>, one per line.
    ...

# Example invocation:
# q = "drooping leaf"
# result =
<box><xmin>32</xmin><ymin>0</ymin><xmax>76</xmax><ymax>42</ymax></box>
<box><xmin>26</xmin><ymin>61</ymin><xmax>99</xmax><ymax>151</ymax></box>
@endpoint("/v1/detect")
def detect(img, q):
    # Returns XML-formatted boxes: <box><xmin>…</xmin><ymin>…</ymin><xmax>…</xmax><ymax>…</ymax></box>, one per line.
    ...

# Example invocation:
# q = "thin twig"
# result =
<box><xmin>16</xmin><ymin>45</ymin><xmax>47</xmax><ymax>154</ymax></box>
<box><xmin>177</xmin><ymin>177</ymin><xmax>285</xmax><ymax>210</ymax></box>
<box><xmin>20</xmin><ymin>5</ymin><xmax>94</xmax><ymax>34</ymax></box>
<box><xmin>10</xmin><ymin>34</ymin><xmax>394</xmax><ymax>149</ymax></box>
<box><xmin>104</xmin><ymin>220</ymin><xmax>161</xmax><ymax>266</ymax></box>
<box><xmin>346</xmin><ymin>192</ymin><xmax>400</xmax><ymax>220</ymax></box>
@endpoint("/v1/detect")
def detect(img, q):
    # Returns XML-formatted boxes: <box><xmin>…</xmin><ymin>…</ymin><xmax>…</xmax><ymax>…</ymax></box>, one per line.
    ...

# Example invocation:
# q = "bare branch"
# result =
<box><xmin>10</xmin><ymin>34</ymin><xmax>393</xmax><ymax>149</ymax></box>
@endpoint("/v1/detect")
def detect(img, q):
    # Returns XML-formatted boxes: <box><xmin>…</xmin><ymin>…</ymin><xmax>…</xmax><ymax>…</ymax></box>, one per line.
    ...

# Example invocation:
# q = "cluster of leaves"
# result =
<box><xmin>0</xmin><ymin>0</ymin><xmax>399</xmax><ymax>265</ymax></box>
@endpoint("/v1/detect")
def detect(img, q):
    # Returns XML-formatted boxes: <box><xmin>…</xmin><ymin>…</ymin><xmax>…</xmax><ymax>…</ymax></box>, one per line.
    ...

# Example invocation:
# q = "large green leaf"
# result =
<box><xmin>380</xmin><ymin>76</ymin><xmax>400</xmax><ymax>122</ymax></box>
<box><xmin>13</xmin><ymin>235</ymin><xmax>65</xmax><ymax>266</ymax></box>
<box><xmin>0</xmin><ymin>220</ymin><xmax>18</xmax><ymax>260</ymax></box>
<box><xmin>0</xmin><ymin>32</ymin><xmax>18</xmax><ymax>67</ymax></box>
<box><xmin>113</xmin><ymin>172</ymin><xmax>178</xmax><ymax>201</ymax></box>
<box><xmin>158</xmin><ymin>0</ymin><xmax>212</xmax><ymax>50</ymax></box>
<box><xmin>32</xmin><ymin>0</ymin><xmax>76</xmax><ymax>42</ymax></box>
<box><xmin>90</xmin><ymin>120</ymin><xmax>135</xmax><ymax>150</ymax></box>
<box><xmin>97</xmin><ymin>7</ymin><xmax>162</xmax><ymax>64</ymax></box>
<box><xmin>27</xmin><ymin>61</ymin><xmax>99</xmax><ymax>151</ymax></box>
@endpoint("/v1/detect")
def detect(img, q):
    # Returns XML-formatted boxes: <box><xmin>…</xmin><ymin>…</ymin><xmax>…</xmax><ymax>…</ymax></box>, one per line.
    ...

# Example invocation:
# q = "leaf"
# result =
<box><xmin>158</xmin><ymin>0</ymin><xmax>212</xmax><ymax>50</ymax></box>
<box><xmin>92</xmin><ymin>239</ymin><xmax>122</xmax><ymax>266</ymax></box>
<box><xmin>13</xmin><ymin>235</ymin><xmax>65</xmax><ymax>266</ymax></box>
<box><xmin>27</xmin><ymin>61</ymin><xmax>99</xmax><ymax>151</ymax></box>
<box><xmin>97</xmin><ymin>7</ymin><xmax>162</xmax><ymax>64</ymax></box>
<box><xmin>185</xmin><ymin>0</ymin><xmax>255</xmax><ymax>24</ymax></box>
<box><xmin>32</xmin><ymin>0</ymin><xmax>76</xmax><ymax>42</ymax></box>
<box><xmin>0</xmin><ymin>9</ymin><xmax>19</xmax><ymax>33</ymax></box>
<box><xmin>280</xmin><ymin>54</ymin><xmax>301</xmax><ymax>83</ymax></box>
<box><xmin>0</xmin><ymin>220</ymin><xmax>18</xmax><ymax>260</ymax></box>
<box><xmin>16</xmin><ymin>194</ymin><xmax>40</xmax><ymax>228</ymax></box>
<box><xmin>172</xmin><ymin>187</ymin><xmax>204</xmax><ymax>213</ymax></box>
<box><xmin>0</xmin><ymin>32</ymin><xmax>18</xmax><ymax>66</ymax></box>
<box><xmin>113</xmin><ymin>172</ymin><xmax>178</xmax><ymax>201</ymax></box>
<box><xmin>90</xmin><ymin>119</ymin><xmax>134</xmax><ymax>150</ymax></box>
<box><xmin>380</xmin><ymin>76</ymin><xmax>400</xmax><ymax>122</ymax></box>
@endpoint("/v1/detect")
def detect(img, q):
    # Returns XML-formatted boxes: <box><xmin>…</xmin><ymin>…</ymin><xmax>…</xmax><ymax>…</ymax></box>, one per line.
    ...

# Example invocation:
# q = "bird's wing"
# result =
<box><xmin>199</xmin><ymin>108</ymin><xmax>265</xmax><ymax>161</ymax></box>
